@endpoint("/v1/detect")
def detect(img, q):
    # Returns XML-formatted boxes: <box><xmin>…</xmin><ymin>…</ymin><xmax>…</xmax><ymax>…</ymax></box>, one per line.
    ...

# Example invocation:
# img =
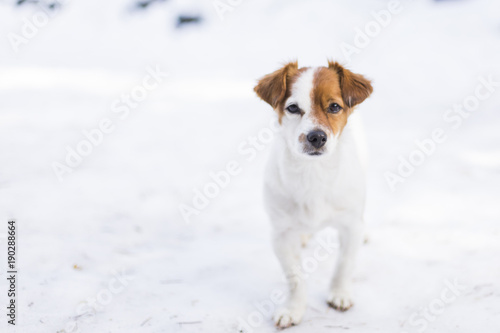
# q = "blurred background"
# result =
<box><xmin>0</xmin><ymin>0</ymin><xmax>499</xmax><ymax>332</ymax></box>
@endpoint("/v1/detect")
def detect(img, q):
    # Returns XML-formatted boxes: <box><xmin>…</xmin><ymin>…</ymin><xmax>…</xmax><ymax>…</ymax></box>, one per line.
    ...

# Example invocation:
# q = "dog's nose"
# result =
<box><xmin>307</xmin><ymin>130</ymin><xmax>327</xmax><ymax>148</ymax></box>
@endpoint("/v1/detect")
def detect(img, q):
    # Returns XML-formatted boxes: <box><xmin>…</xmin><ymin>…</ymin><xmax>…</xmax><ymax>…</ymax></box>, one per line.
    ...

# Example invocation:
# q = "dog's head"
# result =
<box><xmin>254</xmin><ymin>61</ymin><xmax>372</xmax><ymax>158</ymax></box>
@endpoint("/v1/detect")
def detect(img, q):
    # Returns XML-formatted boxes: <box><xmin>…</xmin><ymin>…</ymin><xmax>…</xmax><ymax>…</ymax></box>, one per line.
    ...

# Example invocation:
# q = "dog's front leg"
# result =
<box><xmin>272</xmin><ymin>229</ymin><xmax>307</xmax><ymax>329</ymax></box>
<box><xmin>328</xmin><ymin>222</ymin><xmax>363</xmax><ymax>311</ymax></box>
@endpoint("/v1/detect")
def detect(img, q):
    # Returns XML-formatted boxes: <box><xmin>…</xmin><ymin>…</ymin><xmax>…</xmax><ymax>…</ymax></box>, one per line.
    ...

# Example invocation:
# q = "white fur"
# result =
<box><xmin>264</xmin><ymin>67</ymin><xmax>366</xmax><ymax>328</ymax></box>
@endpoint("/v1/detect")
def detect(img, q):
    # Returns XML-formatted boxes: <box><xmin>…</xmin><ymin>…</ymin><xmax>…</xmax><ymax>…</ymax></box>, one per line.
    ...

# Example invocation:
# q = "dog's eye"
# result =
<box><xmin>327</xmin><ymin>103</ymin><xmax>342</xmax><ymax>114</ymax></box>
<box><xmin>286</xmin><ymin>104</ymin><xmax>300</xmax><ymax>114</ymax></box>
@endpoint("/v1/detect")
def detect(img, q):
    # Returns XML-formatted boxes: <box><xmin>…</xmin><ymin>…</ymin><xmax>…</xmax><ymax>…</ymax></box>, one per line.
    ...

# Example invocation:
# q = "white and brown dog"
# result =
<box><xmin>254</xmin><ymin>61</ymin><xmax>373</xmax><ymax>328</ymax></box>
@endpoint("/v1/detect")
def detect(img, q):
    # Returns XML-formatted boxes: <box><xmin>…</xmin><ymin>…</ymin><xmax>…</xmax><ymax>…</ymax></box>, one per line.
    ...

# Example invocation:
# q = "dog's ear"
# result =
<box><xmin>254</xmin><ymin>61</ymin><xmax>299</xmax><ymax>109</ymax></box>
<box><xmin>328</xmin><ymin>61</ymin><xmax>373</xmax><ymax>108</ymax></box>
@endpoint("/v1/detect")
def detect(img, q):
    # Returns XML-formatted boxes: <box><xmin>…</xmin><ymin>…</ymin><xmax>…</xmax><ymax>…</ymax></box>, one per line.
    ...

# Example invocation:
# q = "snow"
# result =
<box><xmin>0</xmin><ymin>0</ymin><xmax>499</xmax><ymax>332</ymax></box>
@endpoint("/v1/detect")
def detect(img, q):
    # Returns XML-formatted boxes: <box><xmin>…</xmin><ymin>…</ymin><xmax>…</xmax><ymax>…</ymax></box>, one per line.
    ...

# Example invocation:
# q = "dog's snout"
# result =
<box><xmin>307</xmin><ymin>130</ymin><xmax>327</xmax><ymax>149</ymax></box>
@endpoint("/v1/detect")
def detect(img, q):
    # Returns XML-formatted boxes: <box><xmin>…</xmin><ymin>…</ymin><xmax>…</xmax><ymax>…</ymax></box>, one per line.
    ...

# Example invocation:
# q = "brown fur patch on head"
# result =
<box><xmin>310</xmin><ymin>67</ymin><xmax>349</xmax><ymax>136</ymax></box>
<box><xmin>327</xmin><ymin>61</ymin><xmax>373</xmax><ymax>108</ymax></box>
<box><xmin>307</xmin><ymin>62</ymin><xmax>373</xmax><ymax>137</ymax></box>
<box><xmin>254</xmin><ymin>61</ymin><xmax>306</xmax><ymax>122</ymax></box>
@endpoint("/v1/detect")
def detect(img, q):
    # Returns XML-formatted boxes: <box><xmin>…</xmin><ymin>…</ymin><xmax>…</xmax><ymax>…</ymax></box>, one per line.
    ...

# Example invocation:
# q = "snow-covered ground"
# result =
<box><xmin>1</xmin><ymin>0</ymin><xmax>500</xmax><ymax>332</ymax></box>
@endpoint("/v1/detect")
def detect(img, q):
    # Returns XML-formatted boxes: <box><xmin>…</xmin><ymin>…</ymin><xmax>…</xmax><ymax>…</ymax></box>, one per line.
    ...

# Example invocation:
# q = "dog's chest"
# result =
<box><xmin>282</xmin><ymin>162</ymin><xmax>341</xmax><ymax>225</ymax></box>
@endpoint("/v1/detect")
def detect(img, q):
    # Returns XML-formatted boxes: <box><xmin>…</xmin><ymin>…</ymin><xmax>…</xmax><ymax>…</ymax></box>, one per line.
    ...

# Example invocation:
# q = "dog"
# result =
<box><xmin>254</xmin><ymin>61</ymin><xmax>373</xmax><ymax>328</ymax></box>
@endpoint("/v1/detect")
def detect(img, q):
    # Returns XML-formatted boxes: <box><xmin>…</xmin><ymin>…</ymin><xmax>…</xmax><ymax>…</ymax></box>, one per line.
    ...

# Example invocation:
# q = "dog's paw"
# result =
<box><xmin>327</xmin><ymin>290</ymin><xmax>353</xmax><ymax>311</ymax></box>
<box><xmin>273</xmin><ymin>305</ymin><xmax>305</xmax><ymax>329</ymax></box>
